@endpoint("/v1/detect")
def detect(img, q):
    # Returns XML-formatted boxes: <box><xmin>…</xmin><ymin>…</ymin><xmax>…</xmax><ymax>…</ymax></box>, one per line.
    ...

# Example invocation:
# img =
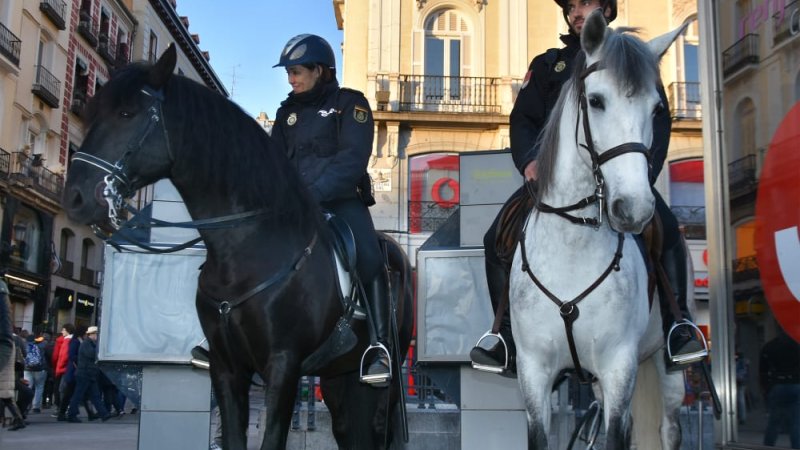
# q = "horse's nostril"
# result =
<box><xmin>612</xmin><ymin>199</ymin><xmax>627</xmax><ymax>220</ymax></box>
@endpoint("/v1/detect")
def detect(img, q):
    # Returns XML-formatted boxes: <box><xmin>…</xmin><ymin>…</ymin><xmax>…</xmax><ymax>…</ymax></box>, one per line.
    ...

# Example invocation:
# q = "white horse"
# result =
<box><xmin>510</xmin><ymin>11</ymin><xmax>691</xmax><ymax>449</ymax></box>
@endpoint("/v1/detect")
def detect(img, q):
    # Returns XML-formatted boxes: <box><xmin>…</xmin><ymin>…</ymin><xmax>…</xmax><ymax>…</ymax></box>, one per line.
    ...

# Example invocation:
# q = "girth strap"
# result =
<box><xmin>518</xmin><ymin>231</ymin><xmax>624</xmax><ymax>383</ymax></box>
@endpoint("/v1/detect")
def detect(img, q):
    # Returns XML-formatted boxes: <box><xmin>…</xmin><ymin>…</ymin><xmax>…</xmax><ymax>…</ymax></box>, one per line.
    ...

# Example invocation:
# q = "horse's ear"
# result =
<box><xmin>581</xmin><ymin>8</ymin><xmax>608</xmax><ymax>57</ymax></box>
<box><xmin>648</xmin><ymin>19</ymin><xmax>691</xmax><ymax>59</ymax></box>
<box><xmin>148</xmin><ymin>44</ymin><xmax>177</xmax><ymax>89</ymax></box>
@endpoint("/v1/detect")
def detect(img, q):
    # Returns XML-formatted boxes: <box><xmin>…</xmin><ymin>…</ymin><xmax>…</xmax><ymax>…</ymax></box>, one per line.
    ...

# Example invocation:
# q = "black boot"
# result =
<box><xmin>360</xmin><ymin>270</ymin><xmax>392</xmax><ymax>387</ymax></box>
<box><xmin>470</xmin><ymin>258</ymin><xmax>516</xmax><ymax>376</ymax></box>
<box><xmin>659</xmin><ymin>237</ymin><xmax>707</xmax><ymax>371</ymax></box>
<box><xmin>3</xmin><ymin>400</ymin><xmax>26</xmax><ymax>430</ymax></box>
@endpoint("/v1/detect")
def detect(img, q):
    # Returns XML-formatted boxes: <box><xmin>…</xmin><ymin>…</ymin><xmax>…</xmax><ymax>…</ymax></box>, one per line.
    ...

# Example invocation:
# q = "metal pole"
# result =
<box><xmin>698</xmin><ymin>397</ymin><xmax>704</xmax><ymax>450</ymax></box>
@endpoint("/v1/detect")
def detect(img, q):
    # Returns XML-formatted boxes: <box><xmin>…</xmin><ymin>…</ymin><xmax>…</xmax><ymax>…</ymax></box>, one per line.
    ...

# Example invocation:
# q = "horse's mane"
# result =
<box><xmin>88</xmin><ymin>62</ymin><xmax>319</xmax><ymax>228</ymax></box>
<box><xmin>536</xmin><ymin>27</ymin><xmax>659</xmax><ymax>196</ymax></box>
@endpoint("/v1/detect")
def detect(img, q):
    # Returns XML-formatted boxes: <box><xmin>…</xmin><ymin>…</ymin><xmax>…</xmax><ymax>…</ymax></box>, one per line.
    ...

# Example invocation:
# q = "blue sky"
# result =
<box><xmin>176</xmin><ymin>1</ymin><xmax>343</xmax><ymax>119</ymax></box>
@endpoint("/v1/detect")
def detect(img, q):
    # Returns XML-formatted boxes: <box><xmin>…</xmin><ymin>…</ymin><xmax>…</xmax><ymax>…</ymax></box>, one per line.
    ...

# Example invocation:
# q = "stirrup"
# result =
<box><xmin>359</xmin><ymin>342</ymin><xmax>392</xmax><ymax>384</ymax></box>
<box><xmin>666</xmin><ymin>320</ymin><xmax>709</xmax><ymax>365</ymax></box>
<box><xmin>470</xmin><ymin>330</ymin><xmax>509</xmax><ymax>374</ymax></box>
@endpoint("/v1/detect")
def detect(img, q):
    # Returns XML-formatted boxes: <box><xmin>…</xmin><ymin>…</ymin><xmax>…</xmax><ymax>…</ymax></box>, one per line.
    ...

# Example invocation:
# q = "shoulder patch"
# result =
<box><xmin>353</xmin><ymin>105</ymin><xmax>369</xmax><ymax>123</ymax></box>
<box><xmin>554</xmin><ymin>61</ymin><xmax>566</xmax><ymax>73</ymax></box>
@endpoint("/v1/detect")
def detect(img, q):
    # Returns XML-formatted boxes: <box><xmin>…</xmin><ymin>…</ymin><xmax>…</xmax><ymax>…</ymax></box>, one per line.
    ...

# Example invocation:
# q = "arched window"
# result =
<box><xmin>81</xmin><ymin>238</ymin><xmax>95</xmax><ymax>270</ymax></box>
<box><xmin>59</xmin><ymin>228</ymin><xmax>75</xmax><ymax>277</ymax></box>
<box><xmin>422</xmin><ymin>9</ymin><xmax>472</xmax><ymax>109</ymax></box>
<box><xmin>673</xmin><ymin>16</ymin><xmax>700</xmax><ymax>119</ymax></box>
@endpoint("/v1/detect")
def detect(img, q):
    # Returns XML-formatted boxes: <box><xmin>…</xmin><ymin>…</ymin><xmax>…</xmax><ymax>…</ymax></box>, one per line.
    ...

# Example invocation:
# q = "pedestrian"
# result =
<box><xmin>470</xmin><ymin>0</ymin><xmax>706</xmax><ymax>375</ymax></box>
<box><xmin>23</xmin><ymin>333</ymin><xmax>48</xmax><ymax>413</ymax></box>
<box><xmin>271</xmin><ymin>34</ymin><xmax>392</xmax><ymax>386</ymax></box>
<box><xmin>760</xmin><ymin>330</ymin><xmax>800</xmax><ymax>448</ymax></box>
<box><xmin>52</xmin><ymin>323</ymin><xmax>74</xmax><ymax>415</ymax></box>
<box><xmin>66</xmin><ymin>326</ymin><xmax>112</xmax><ymax>422</ymax></box>
<box><xmin>0</xmin><ymin>278</ymin><xmax>25</xmax><ymax>430</ymax></box>
<box><xmin>57</xmin><ymin>324</ymin><xmax>84</xmax><ymax>421</ymax></box>
<box><xmin>41</xmin><ymin>331</ymin><xmax>55</xmax><ymax>409</ymax></box>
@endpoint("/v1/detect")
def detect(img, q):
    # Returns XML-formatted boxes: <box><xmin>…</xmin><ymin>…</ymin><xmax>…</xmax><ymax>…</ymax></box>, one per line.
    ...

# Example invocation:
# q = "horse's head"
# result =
<box><xmin>570</xmin><ymin>10</ymin><xmax>686</xmax><ymax>233</ymax></box>
<box><xmin>63</xmin><ymin>45</ymin><xmax>178</xmax><ymax>228</ymax></box>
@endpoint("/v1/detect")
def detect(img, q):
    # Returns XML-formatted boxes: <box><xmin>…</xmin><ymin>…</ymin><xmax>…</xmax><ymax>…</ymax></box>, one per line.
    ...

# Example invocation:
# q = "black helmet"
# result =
<box><xmin>554</xmin><ymin>0</ymin><xmax>617</xmax><ymax>26</ymax></box>
<box><xmin>273</xmin><ymin>34</ymin><xmax>336</xmax><ymax>69</ymax></box>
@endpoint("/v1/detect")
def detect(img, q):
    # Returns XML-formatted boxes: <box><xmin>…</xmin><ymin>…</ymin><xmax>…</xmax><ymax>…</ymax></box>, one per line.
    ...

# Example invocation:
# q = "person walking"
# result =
<box><xmin>23</xmin><ymin>333</ymin><xmax>47</xmax><ymax>413</ymax></box>
<box><xmin>0</xmin><ymin>277</ymin><xmax>25</xmax><ymax>430</ymax></box>
<box><xmin>66</xmin><ymin>326</ymin><xmax>111</xmax><ymax>423</ymax></box>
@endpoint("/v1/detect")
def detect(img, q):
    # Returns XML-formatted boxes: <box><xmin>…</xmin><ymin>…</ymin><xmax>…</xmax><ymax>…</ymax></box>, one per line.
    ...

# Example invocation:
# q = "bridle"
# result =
<box><xmin>519</xmin><ymin>59</ymin><xmax>653</xmax><ymax>382</ymax></box>
<box><xmin>71</xmin><ymin>86</ymin><xmax>270</xmax><ymax>254</ymax></box>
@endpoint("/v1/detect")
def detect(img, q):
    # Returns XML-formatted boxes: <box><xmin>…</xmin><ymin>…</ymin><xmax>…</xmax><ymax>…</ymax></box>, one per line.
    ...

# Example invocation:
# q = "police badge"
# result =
<box><xmin>287</xmin><ymin>112</ymin><xmax>297</xmax><ymax>126</ymax></box>
<box><xmin>353</xmin><ymin>106</ymin><xmax>368</xmax><ymax>124</ymax></box>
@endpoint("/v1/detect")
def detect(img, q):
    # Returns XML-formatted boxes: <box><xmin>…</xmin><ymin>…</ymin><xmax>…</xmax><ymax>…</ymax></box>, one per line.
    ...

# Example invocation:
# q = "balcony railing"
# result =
<box><xmin>671</xmin><ymin>205</ymin><xmax>706</xmax><ymax>239</ymax></box>
<box><xmin>80</xmin><ymin>267</ymin><xmax>96</xmax><ymax>285</ymax></box>
<box><xmin>32</xmin><ymin>65</ymin><xmax>60</xmax><ymax>108</ymax></box>
<box><xmin>409</xmin><ymin>200</ymin><xmax>459</xmax><ymax>234</ymax></box>
<box><xmin>58</xmin><ymin>260</ymin><xmax>74</xmax><ymax>278</ymax></box>
<box><xmin>732</xmin><ymin>255</ymin><xmax>759</xmax><ymax>282</ymax></box>
<box><xmin>98</xmin><ymin>33</ymin><xmax>116</xmax><ymax>64</ymax></box>
<box><xmin>773</xmin><ymin>0</ymin><xmax>799</xmax><ymax>46</ymax></box>
<box><xmin>77</xmin><ymin>13</ymin><xmax>98</xmax><ymax>47</ymax></box>
<box><xmin>668</xmin><ymin>82</ymin><xmax>701</xmax><ymax>120</ymax></box>
<box><xmin>722</xmin><ymin>34</ymin><xmax>759</xmax><ymax>78</ymax></box>
<box><xmin>728</xmin><ymin>154</ymin><xmax>757</xmax><ymax>199</ymax></box>
<box><xmin>0</xmin><ymin>147</ymin><xmax>10</xmax><ymax>179</ymax></box>
<box><xmin>10</xmin><ymin>151</ymin><xmax>64</xmax><ymax>201</ymax></box>
<box><xmin>0</xmin><ymin>22</ymin><xmax>21</xmax><ymax>66</ymax></box>
<box><xmin>378</xmin><ymin>74</ymin><xmax>502</xmax><ymax>114</ymax></box>
<box><xmin>40</xmin><ymin>0</ymin><xmax>67</xmax><ymax>30</ymax></box>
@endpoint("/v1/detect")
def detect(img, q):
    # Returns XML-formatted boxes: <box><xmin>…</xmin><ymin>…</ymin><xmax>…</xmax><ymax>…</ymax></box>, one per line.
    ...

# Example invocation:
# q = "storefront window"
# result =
<box><xmin>10</xmin><ymin>205</ymin><xmax>42</xmax><ymax>273</ymax></box>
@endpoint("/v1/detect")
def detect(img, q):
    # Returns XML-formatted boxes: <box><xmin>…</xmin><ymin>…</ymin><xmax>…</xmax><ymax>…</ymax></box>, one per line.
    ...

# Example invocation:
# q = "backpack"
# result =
<box><xmin>25</xmin><ymin>342</ymin><xmax>44</xmax><ymax>369</ymax></box>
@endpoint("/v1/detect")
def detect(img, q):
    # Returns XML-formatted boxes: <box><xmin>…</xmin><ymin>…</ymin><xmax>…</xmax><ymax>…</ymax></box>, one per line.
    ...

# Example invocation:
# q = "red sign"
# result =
<box><xmin>755</xmin><ymin>101</ymin><xmax>800</xmax><ymax>342</ymax></box>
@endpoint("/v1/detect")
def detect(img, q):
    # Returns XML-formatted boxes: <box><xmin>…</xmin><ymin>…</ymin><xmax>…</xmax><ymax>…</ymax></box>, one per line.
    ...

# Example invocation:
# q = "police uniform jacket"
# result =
<box><xmin>271</xmin><ymin>80</ymin><xmax>374</xmax><ymax>204</ymax></box>
<box><xmin>271</xmin><ymin>80</ymin><xmax>383</xmax><ymax>280</ymax></box>
<box><xmin>509</xmin><ymin>33</ymin><xmax>671</xmax><ymax>184</ymax></box>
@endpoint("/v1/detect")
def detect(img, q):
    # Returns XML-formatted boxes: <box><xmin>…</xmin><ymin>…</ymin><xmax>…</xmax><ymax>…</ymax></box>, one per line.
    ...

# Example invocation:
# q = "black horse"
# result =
<box><xmin>62</xmin><ymin>45</ymin><xmax>413</xmax><ymax>450</ymax></box>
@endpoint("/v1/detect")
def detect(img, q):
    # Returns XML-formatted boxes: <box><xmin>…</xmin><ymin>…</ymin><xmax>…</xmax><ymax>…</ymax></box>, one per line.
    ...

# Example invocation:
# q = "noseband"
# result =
<box><xmin>72</xmin><ymin>86</ymin><xmax>169</xmax><ymax>230</ymax></box>
<box><xmin>535</xmin><ymin>61</ymin><xmax>651</xmax><ymax>228</ymax></box>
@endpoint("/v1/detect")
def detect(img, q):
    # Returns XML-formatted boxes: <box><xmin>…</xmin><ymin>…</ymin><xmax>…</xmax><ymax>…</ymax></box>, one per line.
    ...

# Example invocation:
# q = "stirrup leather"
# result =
<box><xmin>666</xmin><ymin>320</ymin><xmax>709</xmax><ymax>365</ymax></box>
<box><xmin>471</xmin><ymin>330</ymin><xmax>510</xmax><ymax>374</ymax></box>
<box><xmin>359</xmin><ymin>342</ymin><xmax>392</xmax><ymax>384</ymax></box>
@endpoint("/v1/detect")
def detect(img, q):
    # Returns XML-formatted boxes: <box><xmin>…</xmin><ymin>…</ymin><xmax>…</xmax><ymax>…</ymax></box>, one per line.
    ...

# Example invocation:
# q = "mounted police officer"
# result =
<box><xmin>271</xmin><ymin>34</ymin><xmax>392</xmax><ymax>387</ymax></box>
<box><xmin>470</xmin><ymin>0</ymin><xmax>707</xmax><ymax>375</ymax></box>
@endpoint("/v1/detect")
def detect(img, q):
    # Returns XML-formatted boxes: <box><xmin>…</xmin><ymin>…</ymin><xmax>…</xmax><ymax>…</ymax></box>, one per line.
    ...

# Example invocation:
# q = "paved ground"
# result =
<box><xmin>0</xmin><ymin>408</ymin><xmax>140</xmax><ymax>450</ymax></box>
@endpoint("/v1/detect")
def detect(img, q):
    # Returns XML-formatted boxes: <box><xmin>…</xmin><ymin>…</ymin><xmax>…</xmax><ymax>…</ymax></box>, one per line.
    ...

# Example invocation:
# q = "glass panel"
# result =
<box><xmin>449</xmin><ymin>39</ymin><xmax>461</xmax><ymax>99</ymax></box>
<box><xmin>408</xmin><ymin>153</ymin><xmax>459</xmax><ymax>234</ymax></box>
<box><xmin>424</xmin><ymin>37</ymin><xmax>444</xmax><ymax>103</ymax></box>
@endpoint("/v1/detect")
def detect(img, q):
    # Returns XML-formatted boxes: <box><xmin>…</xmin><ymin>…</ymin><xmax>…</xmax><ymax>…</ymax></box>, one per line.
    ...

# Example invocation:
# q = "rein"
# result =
<box><xmin>520</xmin><ymin>60</ymin><xmax>649</xmax><ymax>382</ymax></box>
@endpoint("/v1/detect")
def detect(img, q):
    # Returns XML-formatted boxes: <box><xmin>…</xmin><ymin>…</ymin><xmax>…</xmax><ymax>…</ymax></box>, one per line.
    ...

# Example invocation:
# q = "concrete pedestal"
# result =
<box><xmin>459</xmin><ymin>365</ymin><xmax>527</xmax><ymax>449</ymax></box>
<box><xmin>138</xmin><ymin>365</ymin><xmax>211</xmax><ymax>450</ymax></box>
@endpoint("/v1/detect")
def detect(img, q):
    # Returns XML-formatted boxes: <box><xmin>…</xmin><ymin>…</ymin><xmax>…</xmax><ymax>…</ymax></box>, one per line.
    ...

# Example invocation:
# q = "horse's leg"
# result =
<box><xmin>599</xmin><ymin>352</ymin><xmax>638</xmax><ymax>450</ymax></box>
<box><xmin>517</xmin><ymin>362</ymin><xmax>553</xmax><ymax>449</ymax></box>
<box><xmin>655</xmin><ymin>351</ymin><xmax>684</xmax><ymax>450</ymax></box>
<box><xmin>209</xmin><ymin>353</ymin><xmax>252</xmax><ymax>450</ymax></box>
<box><xmin>258</xmin><ymin>355</ymin><xmax>301</xmax><ymax>450</ymax></box>
<box><xmin>320</xmin><ymin>372</ymin><xmax>390</xmax><ymax>450</ymax></box>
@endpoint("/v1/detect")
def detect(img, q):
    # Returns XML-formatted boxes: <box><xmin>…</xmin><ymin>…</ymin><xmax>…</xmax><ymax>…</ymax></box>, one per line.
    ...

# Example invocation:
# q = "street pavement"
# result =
<box><xmin>0</xmin><ymin>408</ymin><xmax>139</xmax><ymax>450</ymax></box>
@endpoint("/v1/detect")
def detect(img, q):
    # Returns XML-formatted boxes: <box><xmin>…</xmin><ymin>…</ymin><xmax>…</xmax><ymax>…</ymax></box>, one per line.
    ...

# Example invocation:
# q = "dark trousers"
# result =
<box><xmin>322</xmin><ymin>198</ymin><xmax>383</xmax><ymax>284</ymax></box>
<box><xmin>67</xmin><ymin>374</ymin><xmax>109</xmax><ymax>419</ymax></box>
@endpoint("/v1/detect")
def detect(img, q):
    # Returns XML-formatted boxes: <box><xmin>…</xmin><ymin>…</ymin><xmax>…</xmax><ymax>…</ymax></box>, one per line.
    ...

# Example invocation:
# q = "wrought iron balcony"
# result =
<box><xmin>32</xmin><ymin>65</ymin><xmax>60</xmax><ymax>108</ymax></box>
<box><xmin>10</xmin><ymin>151</ymin><xmax>64</xmax><ymax>201</ymax></box>
<box><xmin>98</xmin><ymin>33</ymin><xmax>116</xmax><ymax>64</ymax></box>
<box><xmin>80</xmin><ymin>267</ymin><xmax>96</xmax><ymax>285</ymax></box>
<box><xmin>57</xmin><ymin>260</ymin><xmax>74</xmax><ymax>278</ymax></box>
<box><xmin>671</xmin><ymin>205</ymin><xmax>706</xmax><ymax>240</ymax></box>
<box><xmin>40</xmin><ymin>0</ymin><xmax>67</xmax><ymax>30</ymax></box>
<box><xmin>773</xmin><ymin>0</ymin><xmax>799</xmax><ymax>46</ymax></box>
<box><xmin>77</xmin><ymin>13</ymin><xmax>98</xmax><ymax>47</ymax></box>
<box><xmin>0</xmin><ymin>146</ymin><xmax>10</xmax><ymax>179</ymax></box>
<box><xmin>728</xmin><ymin>154</ymin><xmax>757</xmax><ymax>199</ymax></box>
<box><xmin>732</xmin><ymin>255</ymin><xmax>759</xmax><ymax>282</ymax></box>
<box><xmin>722</xmin><ymin>34</ymin><xmax>759</xmax><ymax>78</ymax></box>
<box><xmin>409</xmin><ymin>200</ymin><xmax>459</xmax><ymax>234</ymax></box>
<box><xmin>377</xmin><ymin>74</ymin><xmax>502</xmax><ymax>114</ymax></box>
<box><xmin>0</xmin><ymin>22</ymin><xmax>21</xmax><ymax>67</ymax></box>
<box><xmin>668</xmin><ymin>82</ymin><xmax>701</xmax><ymax>120</ymax></box>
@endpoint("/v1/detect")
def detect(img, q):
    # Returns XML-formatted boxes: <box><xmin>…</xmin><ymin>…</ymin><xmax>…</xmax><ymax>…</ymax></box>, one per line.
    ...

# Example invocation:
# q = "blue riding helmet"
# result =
<box><xmin>273</xmin><ymin>34</ymin><xmax>336</xmax><ymax>69</ymax></box>
<box><xmin>554</xmin><ymin>0</ymin><xmax>618</xmax><ymax>25</ymax></box>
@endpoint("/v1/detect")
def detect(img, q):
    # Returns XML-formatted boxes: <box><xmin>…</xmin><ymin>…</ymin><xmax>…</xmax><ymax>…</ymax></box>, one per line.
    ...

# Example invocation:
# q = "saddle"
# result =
<box><xmin>326</xmin><ymin>213</ymin><xmax>357</xmax><ymax>272</ymax></box>
<box><xmin>495</xmin><ymin>183</ymin><xmax>536</xmax><ymax>268</ymax></box>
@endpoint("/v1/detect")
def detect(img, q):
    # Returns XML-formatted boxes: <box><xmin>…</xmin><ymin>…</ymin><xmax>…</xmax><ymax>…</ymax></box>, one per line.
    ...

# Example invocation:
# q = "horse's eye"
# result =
<box><xmin>588</xmin><ymin>96</ymin><xmax>604</xmax><ymax>110</ymax></box>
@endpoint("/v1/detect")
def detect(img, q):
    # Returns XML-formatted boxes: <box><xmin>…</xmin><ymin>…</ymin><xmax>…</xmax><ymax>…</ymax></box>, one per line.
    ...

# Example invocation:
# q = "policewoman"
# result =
<box><xmin>270</xmin><ymin>34</ymin><xmax>391</xmax><ymax>387</ymax></box>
